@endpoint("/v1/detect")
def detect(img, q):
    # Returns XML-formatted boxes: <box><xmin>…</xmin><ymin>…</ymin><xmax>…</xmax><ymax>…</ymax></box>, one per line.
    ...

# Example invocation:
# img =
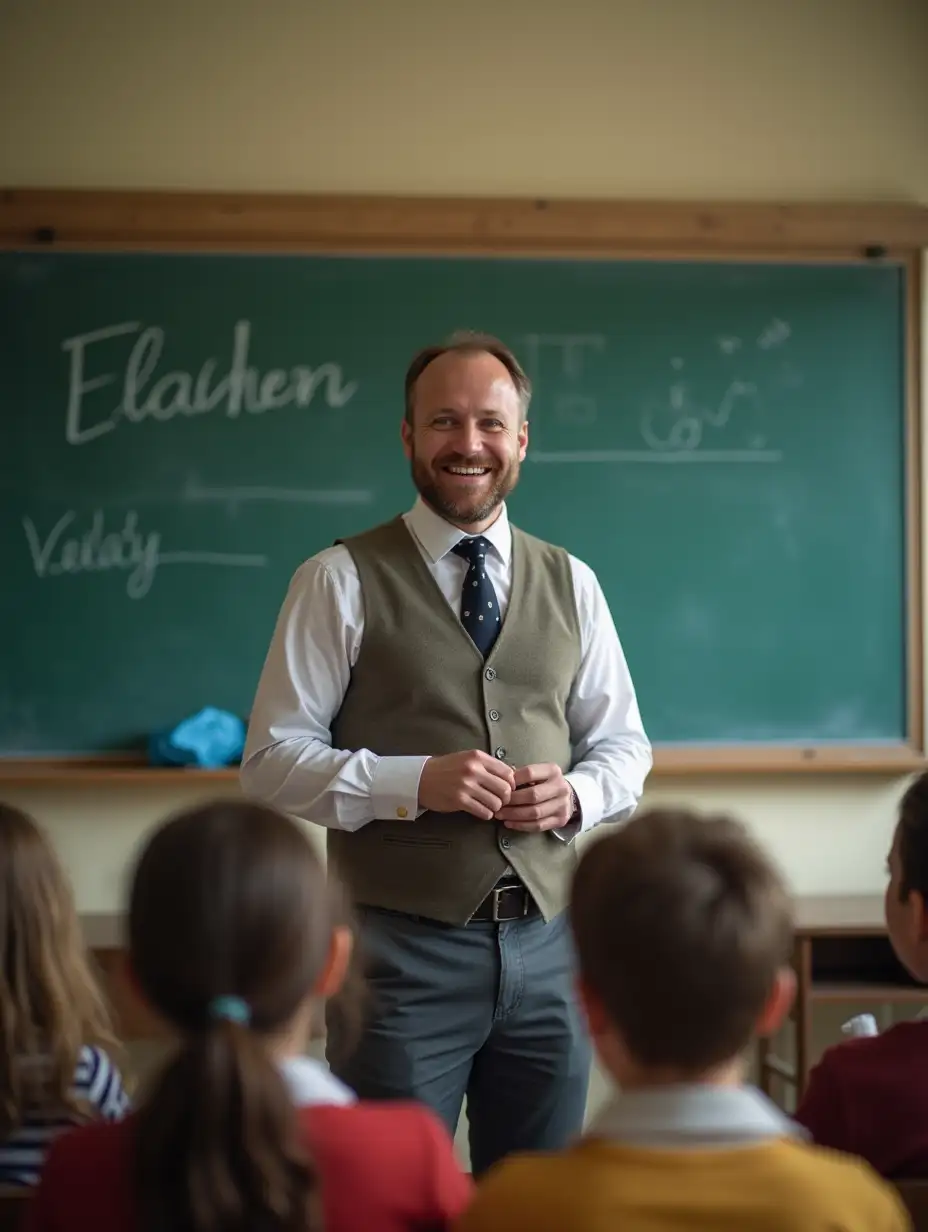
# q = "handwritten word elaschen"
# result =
<box><xmin>62</xmin><ymin>320</ymin><xmax>359</xmax><ymax>447</ymax></box>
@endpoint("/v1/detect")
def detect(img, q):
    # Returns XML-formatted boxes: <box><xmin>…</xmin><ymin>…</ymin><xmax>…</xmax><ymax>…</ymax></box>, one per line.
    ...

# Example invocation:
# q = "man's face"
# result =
<box><xmin>402</xmin><ymin>351</ymin><xmax>529</xmax><ymax>529</ymax></box>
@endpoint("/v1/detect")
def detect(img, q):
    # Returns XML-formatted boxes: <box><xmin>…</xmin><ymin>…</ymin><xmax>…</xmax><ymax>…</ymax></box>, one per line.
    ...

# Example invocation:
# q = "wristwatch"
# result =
<box><xmin>567</xmin><ymin>783</ymin><xmax>581</xmax><ymax>822</ymax></box>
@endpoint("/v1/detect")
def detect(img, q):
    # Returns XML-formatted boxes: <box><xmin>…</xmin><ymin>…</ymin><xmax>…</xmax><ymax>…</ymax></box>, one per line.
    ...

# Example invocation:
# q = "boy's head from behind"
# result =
<box><xmin>886</xmin><ymin>772</ymin><xmax>928</xmax><ymax>982</ymax></box>
<box><xmin>570</xmin><ymin>807</ymin><xmax>795</xmax><ymax>1087</ymax></box>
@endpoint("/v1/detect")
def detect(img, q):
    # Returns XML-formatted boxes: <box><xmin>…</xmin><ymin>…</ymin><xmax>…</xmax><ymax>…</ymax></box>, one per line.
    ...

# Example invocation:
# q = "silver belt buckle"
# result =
<box><xmin>492</xmin><ymin>883</ymin><xmax>529</xmax><ymax>922</ymax></box>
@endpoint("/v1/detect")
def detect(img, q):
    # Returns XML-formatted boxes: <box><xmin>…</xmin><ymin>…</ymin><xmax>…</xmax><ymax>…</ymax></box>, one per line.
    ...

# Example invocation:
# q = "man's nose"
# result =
<box><xmin>454</xmin><ymin>421</ymin><xmax>485</xmax><ymax>455</ymax></box>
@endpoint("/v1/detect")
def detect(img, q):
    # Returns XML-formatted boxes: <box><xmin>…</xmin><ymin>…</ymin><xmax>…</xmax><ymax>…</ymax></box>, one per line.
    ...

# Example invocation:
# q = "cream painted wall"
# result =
<box><xmin>1</xmin><ymin>0</ymin><xmax>927</xmax><ymax>200</ymax></box>
<box><xmin>0</xmin><ymin>0</ymin><xmax>927</xmax><ymax>1050</ymax></box>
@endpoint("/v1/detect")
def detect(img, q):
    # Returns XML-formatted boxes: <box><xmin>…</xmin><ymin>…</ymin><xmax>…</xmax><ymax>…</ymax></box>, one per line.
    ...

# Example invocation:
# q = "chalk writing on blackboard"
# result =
<box><xmin>640</xmin><ymin>364</ymin><xmax>770</xmax><ymax>455</ymax></box>
<box><xmin>182</xmin><ymin>477</ymin><xmax>374</xmax><ymax>508</ymax></box>
<box><xmin>21</xmin><ymin>509</ymin><xmax>267</xmax><ymax>600</ymax></box>
<box><xmin>61</xmin><ymin>320</ymin><xmax>359</xmax><ymax>447</ymax></box>
<box><xmin>522</xmin><ymin>333</ymin><xmax>604</xmax><ymax>426</ymax></box>
<box><xmin>524</xmin><ymin>323</ymin><xmax>789</xmax><ymax>464</ymax></box>
<box><xmin>758</xmin><ymin>319</ymin><xmax>791</xmax><ymax>350</ymax></box>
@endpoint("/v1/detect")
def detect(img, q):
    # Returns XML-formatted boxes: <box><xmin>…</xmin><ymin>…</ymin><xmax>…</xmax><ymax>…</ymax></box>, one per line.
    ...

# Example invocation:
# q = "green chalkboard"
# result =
<box><xmin>0</xmin><ymin>251</ymin><xmax>909</xmax><ymax>755</ymax></box>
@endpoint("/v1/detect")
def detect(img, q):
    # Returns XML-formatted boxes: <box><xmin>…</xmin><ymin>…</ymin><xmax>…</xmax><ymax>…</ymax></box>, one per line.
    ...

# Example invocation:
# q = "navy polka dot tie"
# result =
<box><xmin>452</xmin><ymin>536</ymin><xmax>501</xmax><ymax>658</ymax></box>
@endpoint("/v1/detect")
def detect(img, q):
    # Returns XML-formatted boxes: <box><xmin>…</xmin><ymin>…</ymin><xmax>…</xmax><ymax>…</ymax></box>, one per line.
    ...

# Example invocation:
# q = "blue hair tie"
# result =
<box><xmin>208</xmin><ymin>995</ymin><xmax>251</xmax><ymax>1026</ymax></box>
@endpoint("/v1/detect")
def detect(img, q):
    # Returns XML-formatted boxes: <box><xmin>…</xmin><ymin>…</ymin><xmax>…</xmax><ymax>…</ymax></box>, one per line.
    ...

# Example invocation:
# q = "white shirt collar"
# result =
<box><xmin>278</xmin><ymin>1055</ymin><xmax>356</xmax><ymax>1108</ymax></box>
<box><xmin>586</xmin><ymin>1084</ymin><xmax>804</xmax><ymax>1149</ymax></box>
<box><xmin>403</xmin><ymin>497</ymin><xmax>512</xmax><ymax>567</ymax></box>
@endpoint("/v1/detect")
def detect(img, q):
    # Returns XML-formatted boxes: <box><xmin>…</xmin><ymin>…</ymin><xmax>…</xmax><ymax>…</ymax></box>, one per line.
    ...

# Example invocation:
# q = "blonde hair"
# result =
<box><xmin>0</xmin><ymin>803</ymin><xmax>118</xmax><ymax>1135</ymax></box>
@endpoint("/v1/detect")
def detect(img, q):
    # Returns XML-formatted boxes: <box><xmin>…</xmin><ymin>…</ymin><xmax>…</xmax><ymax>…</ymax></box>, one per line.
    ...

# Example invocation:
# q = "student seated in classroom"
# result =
<box><xmin>0</xmin><ymin>804</ymin><xmax>128</xmax><ymax>1187</ymax></box>
<box><xmin>24</xmin><ymin>798</ymin><xmax>471</xmax><ymax>1232</ymax></box>
<box><xmin>455</xmin><ymin>806</ymin><xmax>907</xmax><ymax>1232</ymax></box>
<box><xmin>795</xmin><ymin>769</ymin><xmax>928</xmax><ymax>1178</ymax></box>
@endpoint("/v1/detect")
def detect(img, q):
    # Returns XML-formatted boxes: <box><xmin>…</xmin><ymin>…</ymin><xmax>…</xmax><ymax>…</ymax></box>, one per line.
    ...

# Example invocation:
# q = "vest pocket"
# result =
<box><xmin>381</xmin><ymin>833</ymin><xmax>452</xmax><ymax>849</ymax></box>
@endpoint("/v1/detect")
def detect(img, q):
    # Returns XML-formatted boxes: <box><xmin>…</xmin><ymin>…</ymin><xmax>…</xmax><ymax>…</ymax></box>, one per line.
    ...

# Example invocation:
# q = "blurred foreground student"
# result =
<box><xmin>25</xmin><ymin>799</ymin><xmax>471</xmax><ymax>1232</ymax></box>
<box><xmin>797</xmin><ymin>771</ymin><xmax>928</xmax><ymax>1177</ymax></box>
<box><xmin>0</xmin><ymin>803</ymin><xmax>127</xmax><ymax>1186</ymax></box>
<box><xmin>456</xmin><ymin>808</ymin><xmax>908</xmax><ymax>1232</ymax></box>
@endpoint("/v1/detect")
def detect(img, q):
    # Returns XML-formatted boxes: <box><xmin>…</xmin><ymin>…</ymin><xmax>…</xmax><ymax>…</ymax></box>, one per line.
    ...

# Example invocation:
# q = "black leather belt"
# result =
<box><xmin>470</xmin><ymin>879</ymin><xmax>536</xmax><ymax>923</ymax></box>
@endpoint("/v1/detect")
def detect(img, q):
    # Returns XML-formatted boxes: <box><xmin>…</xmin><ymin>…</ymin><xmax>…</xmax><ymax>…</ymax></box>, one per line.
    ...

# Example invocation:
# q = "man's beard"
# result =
<box><xmin>411</xmin><ymin>451</ymin><xmax>521</xmax><ymax>525</ymax></box>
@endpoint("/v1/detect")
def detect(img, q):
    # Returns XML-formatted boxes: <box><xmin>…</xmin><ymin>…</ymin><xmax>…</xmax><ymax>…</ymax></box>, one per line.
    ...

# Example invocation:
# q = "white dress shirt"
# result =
<box><xmin>279</xmin><ymin>1055</ymin><xmax>356</xmax><ymax>1107</ymax></box>
<box><xmin>586</xmin><ymin>1084</ymin><xmax>803</xmax><ymax>1149</ymax></box>
<box><xmin>241</xmin><ymin>498</ymin><xmax>652</xmax><ymax>835</ymax></box>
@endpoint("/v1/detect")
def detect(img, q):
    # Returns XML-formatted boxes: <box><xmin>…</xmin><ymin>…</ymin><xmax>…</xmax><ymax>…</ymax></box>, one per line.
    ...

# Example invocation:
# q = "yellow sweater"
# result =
<box><xmin>455</xmin><ymin>1137</ymin><xmax>909</xmax><ymax>1232</ymax></box>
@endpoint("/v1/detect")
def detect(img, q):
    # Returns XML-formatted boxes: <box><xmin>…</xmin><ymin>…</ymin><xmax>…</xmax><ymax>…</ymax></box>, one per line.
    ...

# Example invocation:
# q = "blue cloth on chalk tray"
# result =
<box><xmin>148</xmin><ymin>707</ymin><xmax>245</xmax><ymax>769</ymax></box>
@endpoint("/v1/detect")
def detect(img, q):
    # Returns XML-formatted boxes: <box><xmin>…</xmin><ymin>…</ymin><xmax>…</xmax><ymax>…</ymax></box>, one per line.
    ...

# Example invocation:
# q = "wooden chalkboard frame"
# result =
<box><xmin>1</xmin><ymin>188</ymin><xmax>927</xmax><ymax>779</ymax></box>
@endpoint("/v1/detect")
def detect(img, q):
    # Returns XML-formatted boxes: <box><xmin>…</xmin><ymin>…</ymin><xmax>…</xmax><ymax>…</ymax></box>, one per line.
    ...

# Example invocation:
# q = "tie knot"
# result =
<box><xmin>452</xmin><ymin>537</ymin><xmax>491</xmax><ymax>567</ymax></box>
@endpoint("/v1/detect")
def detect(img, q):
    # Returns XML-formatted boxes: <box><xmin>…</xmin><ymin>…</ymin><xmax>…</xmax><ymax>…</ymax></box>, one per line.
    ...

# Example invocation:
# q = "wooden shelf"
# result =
<box><xmin>795</xmin><ymin>895</ymin><xmax>888</xmax><ymax>935</ymax></box>
<box><xmin>80</xmin><ymin>913</ymin><xmax>124</xmax><ymax>949</ymax></box>
<box><xmin>0</xmin><ymin>760</ymin><xmax>239</xmax><ymax>784</ymax></box>
<box><xmin>2</xmin><ymin>190</ymin><xmax>928</xmax><ymax>256</ymax></box>
<box><xmin>811</xmin><ymin>983</ymin><xmax>928</xmax><ymax>1004</ymax></box>
<box><xmin>0</xmin><ymin>744</ymin><xmax>923</xmax><ymax>784</ymax></box>
<box><xmin>651</xmin><ymin>744</ymin><xmax>926</xmax><ymax>775</ymax></box>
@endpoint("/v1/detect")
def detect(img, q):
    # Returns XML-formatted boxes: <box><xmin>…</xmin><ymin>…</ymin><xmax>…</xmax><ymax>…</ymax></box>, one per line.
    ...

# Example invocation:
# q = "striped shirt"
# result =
<box><xmin>0</xmin><ymin>1045</ymin><xmax>128</xmax><ymax>1186</ymax></box>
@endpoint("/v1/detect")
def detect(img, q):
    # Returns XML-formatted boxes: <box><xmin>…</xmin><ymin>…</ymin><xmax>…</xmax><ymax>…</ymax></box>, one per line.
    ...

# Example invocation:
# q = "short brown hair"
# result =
<box><xmin>896</xmin><ymin>771</ymin><xmax>928</xmax><ymax>900</ymax></box>
<box><xmin>404</xmin><ymin>330</ymin><xmax>532</xmax><ymax>424</ymax></box>
<box><xmin>0</xmin><ymin>804</ymin><xmax>119</xmax><ymax>1136</ymax></box>
<box><xmin>570</xmin><ymin>808</ymin><xmax>793</xmax><ymax>1073</ymax></box>
<box><xmin>130</xmin><ymin>798</ymin><xmax>358</xmax><ymax>1232</ymax></box>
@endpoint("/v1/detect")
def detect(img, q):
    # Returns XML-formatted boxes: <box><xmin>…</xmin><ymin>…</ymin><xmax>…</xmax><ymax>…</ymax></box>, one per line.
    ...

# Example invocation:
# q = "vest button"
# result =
<box><xmin>488</xmin><ymin>709</ymin><xmax>500</xmax><ymax>722</ymax></box>
<box><xmin>495</xmin><ymin>747</ymin><xmax>506</xmax><ymax>759</ymax></box>
<box><xmin>500</xmin><ymin>837</ymin><xmax>511</xmax><ymax>850</ymax></box>
<box><xmin>485</xmin><ymin>667</ymin><xmax>497</xmax><ymax>680</ymax></box>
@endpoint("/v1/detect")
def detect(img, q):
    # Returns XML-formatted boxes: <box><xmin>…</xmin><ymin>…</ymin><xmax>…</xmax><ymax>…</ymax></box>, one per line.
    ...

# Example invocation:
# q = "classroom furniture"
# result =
<box><xmin>1</xmin><ymin>191</ymin><xmax>927</xmax><ymax>776</ymax></box>
<box><xmin>86</xmin><ymin>897</ymin><xmax>927</xmax><ymax>1072</ymax></box>
<box><xmin>0</xmin><ymin>1190</ymin><xmax>28</xmax><ymax>1231</ymax></box>
<box><xmin>82</xmin><ymin>913</ymin><xmax>167</xmax><ymax>1043</ymax></box>
<box><xmin>758</xmin><ymin>895</ymin><xmax>928</xmax><ymax>1103</ymax></box>
<box><xmin>896</xmin><ymin>1179</ymin><xmax>928</xmax><ymax>1230</ymax></box>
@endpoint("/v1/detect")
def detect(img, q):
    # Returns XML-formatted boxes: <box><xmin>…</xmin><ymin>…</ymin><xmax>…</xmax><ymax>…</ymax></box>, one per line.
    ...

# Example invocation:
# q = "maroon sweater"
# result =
<box><xmin>795</xmin><ymin>1020</ymin><xmax>928</xmax><ymax>1178</ymax></box>
<box><xmin>24</xmin><ymin>1102</ymin><xmax>472</xmax><ymax>1232</ymax></box>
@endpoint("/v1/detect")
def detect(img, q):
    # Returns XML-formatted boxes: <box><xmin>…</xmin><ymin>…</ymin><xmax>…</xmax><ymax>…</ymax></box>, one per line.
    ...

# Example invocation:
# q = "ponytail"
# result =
<box><xmin>126</xmin><ymin>800</ymin><xmax>348</xmax><ymax>1232</ymax></box>
<box><xmin>135</xmin><ymin>1018</ymin><xmax>320</xmax><ymax>1232</ymax></box>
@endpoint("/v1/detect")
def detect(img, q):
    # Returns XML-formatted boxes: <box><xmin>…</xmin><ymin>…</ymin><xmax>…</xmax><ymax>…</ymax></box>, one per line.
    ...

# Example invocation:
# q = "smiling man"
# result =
<box><xmin>241</xmin><ymin>331</ymin><xmax>652</xmax><ymax>1174</ymax></box>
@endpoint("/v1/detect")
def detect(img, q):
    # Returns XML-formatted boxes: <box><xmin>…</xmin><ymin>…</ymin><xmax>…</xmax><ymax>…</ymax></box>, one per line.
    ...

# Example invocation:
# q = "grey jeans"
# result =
<box><xmin>326</xmin><ymin>903</ymin><xmax>591</xmax><ymax>1176</ymax></box>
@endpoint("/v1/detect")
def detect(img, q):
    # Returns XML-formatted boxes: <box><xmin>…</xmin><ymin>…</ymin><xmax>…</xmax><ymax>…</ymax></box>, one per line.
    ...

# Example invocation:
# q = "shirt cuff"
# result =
<box><xmin>553</xmin><ymin>818</ymin><xmax>581</xmax><ymax>844</ymax></box>
<box><xmin>556</xmin><ymin>772</ymin><xmax>603</xmax><ymax>841</ymax></box>
<box><xmin>370</xmin><ymin>755</ymin><xmax>429</xmax><ymax>822</ymax></box>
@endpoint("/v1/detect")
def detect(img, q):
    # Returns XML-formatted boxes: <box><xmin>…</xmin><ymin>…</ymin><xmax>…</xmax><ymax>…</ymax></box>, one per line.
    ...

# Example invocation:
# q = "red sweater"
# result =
<box><xmin>23</xmin><ymin>1102</ymin><xmax>472</xmax><ymax>1232</ymax></box>
<box><xmin>795</xmin><ymin>1020</ymin><xmax>928</xmax><ymax>1178</ymax></box>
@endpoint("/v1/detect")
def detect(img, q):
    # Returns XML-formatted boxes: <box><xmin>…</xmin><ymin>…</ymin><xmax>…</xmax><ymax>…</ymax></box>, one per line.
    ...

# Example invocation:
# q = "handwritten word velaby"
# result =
<box><xmin>22</xmin><ymin>509</ymin><xmax>267</xmax><ymax>600</ymax></box>
<box><xmin>61</xmin><ymin>320</ymin><xmax>359</xmax><ymax>446</ymax></box>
